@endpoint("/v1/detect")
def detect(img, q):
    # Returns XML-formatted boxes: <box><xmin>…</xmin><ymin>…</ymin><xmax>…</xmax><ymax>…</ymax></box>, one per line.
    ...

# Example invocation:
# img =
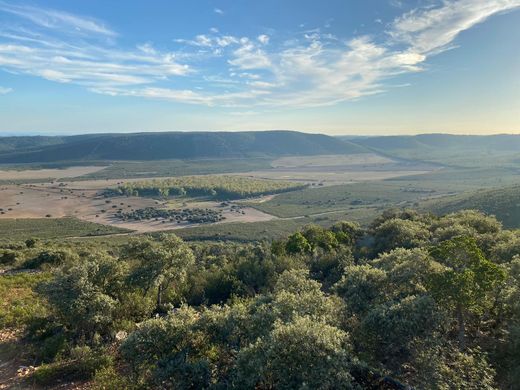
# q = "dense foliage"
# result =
<box><xmin>111</xmin><ymin>175</ymin><xmax>307</xmax><ymax>200</ymax></box>
<box><xmin>1</xmin><ymin>209</ymin><xmax>519</xmax><ymax>389</ymax></box>
<box><xmin>118</xmin><ymin>207</ymin><xmax>224</xmax><ymax>224</ymax></box>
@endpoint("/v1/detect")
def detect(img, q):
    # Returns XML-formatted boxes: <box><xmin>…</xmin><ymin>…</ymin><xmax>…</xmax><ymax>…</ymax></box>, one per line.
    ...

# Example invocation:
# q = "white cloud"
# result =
<box><xmin>0</xmin><ymin>1</ymin><xmax>116</xmax><ymax>37</ymax></box>
<box><xmin>0</xmin><ymin>86</ymin><xmax>12</xmax><ymax>94</ymax></box>
<box><xmin>0</xmin><ymin>0</ymin><xmax>519</xmax><ymax>109</ymax></box>
<box><xmin>389</xmin><ymin>0</ymin><xmax>520</xmax><ymax>55</ymax></box>
<box><xmin>214</xmin><ymin>8</ymin><xmax>224</xmax><ymax>15</ymax></box>
<box><xmin>228</xmin><ymin>41</ymin><xmax>272</xmax><ymax>70</ymax></box>
<box><xmin>257</xmin><ymin>34</ymin><xmax>270</xmax><ymax>45</ymax></box>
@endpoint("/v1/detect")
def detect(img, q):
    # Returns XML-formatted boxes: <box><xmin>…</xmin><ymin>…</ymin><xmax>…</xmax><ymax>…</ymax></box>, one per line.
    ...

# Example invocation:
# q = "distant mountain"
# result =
<box><xmin>347</xmin><ymin>134</ymin><xmax>520</xmax><ymax>152</ymax></box>
<box><xmin>345</xmin><ymin>134</ymin><xmax>520</xmax><ymax>167</ymax></box>
<box><xmin>0</xmin><ymin>131</ymin><xmax>367</xmax><ymax>163</ymax></box>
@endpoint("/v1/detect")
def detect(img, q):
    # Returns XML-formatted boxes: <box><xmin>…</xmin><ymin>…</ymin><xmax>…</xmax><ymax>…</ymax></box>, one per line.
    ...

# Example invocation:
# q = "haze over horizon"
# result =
<box><xmin>0</xmin><ymin>0</ymin><xmax>519</xmax><ymax>135</ymax></box>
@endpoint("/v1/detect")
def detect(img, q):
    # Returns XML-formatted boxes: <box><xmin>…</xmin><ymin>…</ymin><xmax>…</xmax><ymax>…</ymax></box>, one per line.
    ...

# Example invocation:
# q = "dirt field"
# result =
<box><xmin>0</xmin><ymin>157</ymin><xmax>436</xmax><ymax>234</ymax></box>
<box><xmin>0</xmin><ymin>166</ymin><xmax>106</xmax><ymax>180</ymax></box>
<box><xmin>0</xmin><ymin>179</ymin><xmax>275</xmax><ymax>234</ymax></box>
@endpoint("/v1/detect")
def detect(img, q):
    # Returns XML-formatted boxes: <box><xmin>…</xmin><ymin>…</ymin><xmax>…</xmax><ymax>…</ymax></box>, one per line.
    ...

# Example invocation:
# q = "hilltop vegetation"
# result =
<box><xmin>1</xmin><ymin>209</ymin><xmax>519</xmax><ymax>389</ymax></box>
<box><xmin>347</xmin><ymin>134</ymin><xmax>520</xmax><ymax>167</ymax></box>
<box><xmin>110</xmin><ymin>175</ymin><xmax>307</xmax><ymax>200</ymax></box>
<box><xmin>424</xmin><ymin>184</ymin><xmax>520</xmax><ymax>228</ymax></box>
<box><xmin>0</xmin><ymin>131</ymin><xmax>366</xmax><ymax>163</ymax></box>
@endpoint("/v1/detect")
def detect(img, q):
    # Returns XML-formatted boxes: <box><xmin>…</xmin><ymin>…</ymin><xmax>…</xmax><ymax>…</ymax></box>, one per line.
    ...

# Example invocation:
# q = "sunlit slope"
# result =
<box><xmin>424</xmin><ymin>185</ymin><xmax>520</xmax><ymax>228</ymax></box>
<box><xmin>0</xmin><ymin>131</ymin><xmax>367</xmax><ymax>163</ymax></box>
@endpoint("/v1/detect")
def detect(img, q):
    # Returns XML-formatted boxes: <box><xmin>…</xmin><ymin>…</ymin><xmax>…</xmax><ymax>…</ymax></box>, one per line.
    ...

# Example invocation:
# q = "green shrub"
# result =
<box><xmin>93</xmin><ymin>366</ymin><xmax>134</xmax><ymax>390</ymax></box>
<box><xmin>0</xmin><ymin>249</ymin><xmax>17</xmax><ymax>265</ymax></box>
<box><xmin>32</xmin><ymin>347</ymin><xmax>111</xmax><ymax>386</ymax></box>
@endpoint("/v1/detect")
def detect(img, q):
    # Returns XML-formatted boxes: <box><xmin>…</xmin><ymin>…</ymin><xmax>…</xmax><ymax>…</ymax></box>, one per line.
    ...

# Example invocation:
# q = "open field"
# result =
<box><xmin>231</xmin><ymin>153</ymin><xmax>437</xmax><ymax>186</ymax></box>
<box><xmin>1</xmin><ymin>153</ymin><xmax>519</xmax><ymax>240</ymax></box>
<box><xmin>73</xmin><ymin>158</ymin><xmax>274</xmax><ymax>180</ymax></box>
<box><xmin>0</xmin><ymin>218</ymin><xmax>129</xmax><ymax>241</ymax></box>
<box><xmin>0</xmin><ymin>166</ymin><xmax>106</xmax><ymax>181</ymax></box>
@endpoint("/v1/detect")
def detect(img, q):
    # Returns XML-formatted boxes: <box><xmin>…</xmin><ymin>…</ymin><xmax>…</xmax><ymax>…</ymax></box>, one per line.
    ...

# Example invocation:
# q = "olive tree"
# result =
<box><xmin>124</xmin><ymin>234</ymin><xmax>194</xmax><ymax>312</ymax></box>
<box><xmin>428</xmin><ymin>236</ymin><xmax>506</xmax><ymax>349</ymax></box>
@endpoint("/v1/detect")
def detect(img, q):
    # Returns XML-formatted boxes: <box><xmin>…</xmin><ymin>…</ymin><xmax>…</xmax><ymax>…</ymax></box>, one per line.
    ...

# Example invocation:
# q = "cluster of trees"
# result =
<box><xmin>117</xmin><ymin>207</ymin><xmax>224</xmax><ymax>224</ymax></box>
<box><xmin>3</xmin><ymin>209</ymin><xmax>520</xmax><ymax>389</ymax></box>
<box><xmin>108</xmin><ymin>175</ymin><xmax>307</xmax><ymax>200</ymax></box>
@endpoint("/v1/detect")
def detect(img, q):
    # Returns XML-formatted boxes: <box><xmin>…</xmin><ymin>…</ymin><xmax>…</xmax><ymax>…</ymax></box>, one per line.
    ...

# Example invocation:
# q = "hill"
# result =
<box><xmin>424</xmin><ymin>184</ymin><xmax>520</xmax><ymax>228</ymax></box>
<box><xmin>0</xmin><ymin>131</ymin><xmax>367</xmax><ymax>163</ymax></box>
<box><xmin>346</xmin><ymin>134</ymin><xmax>520</xmax><ymax>167</ymax></box>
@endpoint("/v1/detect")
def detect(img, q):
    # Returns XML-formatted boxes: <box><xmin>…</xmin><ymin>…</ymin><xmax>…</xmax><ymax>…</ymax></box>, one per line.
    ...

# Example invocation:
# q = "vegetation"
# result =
<box><xmin>0</xmin><ymin>131</ymin><xmax>365</xmax><ymax>164</ymax></box>
<box><xmin>110</xmin><ymin>175</ymin><xmax>307</xmax><ymax>200</ymax></box>
<box><xmin>75</xmin><ymin>158</ymin><xmax>273</xmax><ymax>180</ymax></box>
<box><xmin>424</xmin><ymin>184</ymin><xmax>520</xmax><ymax>228</ymax></box>
<box><xmin>118</xmin><ymin>207</ymin><xmax>224</xmax><ymax>224</ymax></box>
<box><xmin>1</xmin><ymin>209</ymin><xmax>519</xmax><ymax>389</ymax></box>
<box><xmin>0</xmin><ymin>217</ymin><xmax>130</xmax><ymax>241</ymax></box>
<box><xmin>349</xmin><ymin>133</ymin><xmax>520</xmax><ymax>167</ymax></box>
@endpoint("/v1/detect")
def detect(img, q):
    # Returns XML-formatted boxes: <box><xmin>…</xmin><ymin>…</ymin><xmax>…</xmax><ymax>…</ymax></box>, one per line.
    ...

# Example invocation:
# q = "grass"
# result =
<box><xmin>0</xmin><ymin>272</ymin><xmax>50</xmax><ymax>329</ymax></box>
<box><xmin>248</xmin><ymin>181</ymin><xmax>433</xmax><ymax>218</ymax></box>
<box><xmin>0</xmin><ymin>218</ymin><xmax>131</xmax><ymax>241</ymax></box>
<box><xmin>73</xmin><ymin>158</ymin><xmax>274</xmax><ymax>180</ymax></box>
<box><xmin>251</xmin><ymin>167</ymin><xmax>520</xmax><ymax>219</ymax></box>
<box><xmin>173</xmin><ymin>207</ymin><xmax>380</xmax><ymax>242</ymax></box>
<box><xmin>422</xmin><ymin>184</ymin><xmax>520</xmax><ymax>229</ymax></box>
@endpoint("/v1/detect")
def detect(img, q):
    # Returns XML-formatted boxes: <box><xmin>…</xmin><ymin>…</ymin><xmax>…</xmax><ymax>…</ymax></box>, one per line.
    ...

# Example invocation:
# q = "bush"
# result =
<box><xmin>93</xmin><ymin>366</ymin><xmax>134</xmax><ymax>390</ymax></box>
<box><xmin>32</xmin><ymin>347</ymin><xmax>111</xmax><ymax>386</ymax></box>
<box><xmin>23</xmin><ymin>250</ymin><xmax>76</xmax><ymax>269</ymax></box>
<box><xmin>0</xmin><ymin>250</ymin><xmax>17</xmax><ymax>265</ymax></box>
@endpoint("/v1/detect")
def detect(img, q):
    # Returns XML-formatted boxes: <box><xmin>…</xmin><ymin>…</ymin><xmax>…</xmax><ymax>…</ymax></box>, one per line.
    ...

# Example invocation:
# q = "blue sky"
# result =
<box><xmin>0</xmin><ymin>0</ymin><xmax>519</xmax><ymax>135</ymax></box>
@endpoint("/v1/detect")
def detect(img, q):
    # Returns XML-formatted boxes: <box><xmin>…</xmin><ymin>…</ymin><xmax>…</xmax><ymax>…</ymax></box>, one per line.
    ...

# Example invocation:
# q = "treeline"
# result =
<box><xmin>1</xmin><ymin>209</ymin><xmax>519</xmax><ymax>389</ymax></box>
<box><xmin>108</xmin><ymin>175</ymin><xmax>307</xmax><ymax>200</ymax></box>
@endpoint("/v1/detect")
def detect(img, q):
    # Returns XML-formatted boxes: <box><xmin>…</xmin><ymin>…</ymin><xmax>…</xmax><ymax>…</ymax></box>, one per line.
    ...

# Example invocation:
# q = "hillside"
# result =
<box><xmin>424</xmin><ymin>184</ymin><xmax>520</xmax><ymax>228</ymax></box>
<box><xmin>0</xmin><ymin>131</ymin><xmax>367</xmax><ymax>163</ymax></box>
<box><xmin>346</xmin><ymin>134</ymin><xmax>520</xmax><ymax>167</ymax></box>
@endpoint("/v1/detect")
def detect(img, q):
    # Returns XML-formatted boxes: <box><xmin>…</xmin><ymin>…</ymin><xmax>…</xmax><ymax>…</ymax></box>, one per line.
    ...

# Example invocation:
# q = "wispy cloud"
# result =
<box><xmin>0</xmin><ymin>1</ymin><xmax>116</xmax><ymax>37</ymax></box>
<box><xmin>0</xmin><ymin>86</ymin><xmax>12</xmax><ymax>94</ymax></box>
<box><xmin>214</xmin><ymin>8</ymin><xmax>224</xmax><ymax>15</ymax></box>
<box><xmin>0</xmin><ymin>1</ymin><xmax>190</xmax><ymax>91</ymax></box>
<box><xmin>0</xmin><ymin>0</ymin><xmax>519</xmax><ymax>108</ymax></box>
<box><xmin>389</xmin><ymin>0</ymin><xmax>520</xmax><ymax>55</ymax></box>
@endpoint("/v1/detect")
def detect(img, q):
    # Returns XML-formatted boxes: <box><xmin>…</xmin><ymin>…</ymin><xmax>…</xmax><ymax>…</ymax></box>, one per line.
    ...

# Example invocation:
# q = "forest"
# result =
<box><xmin>110</xmin><ymin>176</ymin><xmax>307</xmax><ymax>200</ymax></box>
<box><xmin>1</xmin><ymin>209</ymin><xmax>519</xmax><ymax>389</ymax></box>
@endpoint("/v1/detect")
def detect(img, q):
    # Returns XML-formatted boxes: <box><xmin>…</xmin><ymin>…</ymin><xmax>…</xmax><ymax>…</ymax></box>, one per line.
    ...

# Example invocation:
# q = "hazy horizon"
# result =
<box><xmin>1</xmin><ymin>129</ymin><xmax>520</xmax><ymax>138</ymax></box>
<box><xmin>0</xmin><ymin>0</ymin><xmax>519</xmax><ymax>135</ymax></box>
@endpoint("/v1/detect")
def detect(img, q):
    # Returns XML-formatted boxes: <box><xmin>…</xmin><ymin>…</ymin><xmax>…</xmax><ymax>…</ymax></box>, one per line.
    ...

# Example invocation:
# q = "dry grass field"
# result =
<box><xmin>0</xmin><ymin>175</ymin><xmax>276</xmax><ymax>234</ymax></box>
<box><xmin>0</xmin><ymin>156</ymin><xmax>437</xmax><ymax>236</ymax></box>
<box><xmin>0</xmin><ymin>166</ymin><xmax>106</xmax><ymax>180</ymax></box>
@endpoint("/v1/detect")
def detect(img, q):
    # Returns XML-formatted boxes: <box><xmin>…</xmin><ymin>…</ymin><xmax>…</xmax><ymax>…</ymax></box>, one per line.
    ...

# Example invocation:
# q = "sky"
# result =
<box><xmin>0</xmin><ymin>0</ymin><xmax>519</xmax><ymax>135</ymax></box>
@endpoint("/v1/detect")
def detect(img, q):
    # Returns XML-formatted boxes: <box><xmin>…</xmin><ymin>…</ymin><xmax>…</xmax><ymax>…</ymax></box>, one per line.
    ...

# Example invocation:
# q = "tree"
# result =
<box><xmin>285</xmin><ymin>232</ymin><xmax>311</xmax><ymax>254</ymax></box>
<box><xmin>372</xmin><ymin>218</ymin><xmax>430</xmax><ymax>255</ymax></box>
<box><xmin>428</xmin><ymin>236</ymin><xmax>506</xmax><ymax>349</ymax></box>
<box><xmin>301</xmin><ymin>225</ymin><xmax>339</xmax><ymax>252</ymax></box>
<box><xmin>330</xmin><ymin>220</ymin><xmax>362</xmax><ymax>247</ymax></box>
<box><xmin>120</xmin><ymin>306</ymin><xmax>211</xmax><ymax>389</ymax></box>
<box><xmin>124</xmin><ymin>234</ymin><xmax>195</xmax><ymax>313</ymax></box>
<box><xmin>235</xmin><ymin>316</ymin><xmax>356</xmax><ymax>389</ymax></box>
<box><xmin>37</xmin><ymin>252</ymin><xmax>127</xmax><ymax>342</ymax></box>
<box><xmin>271</xmin><ymin>269</ymin><xmax>344</xmax><ymax>326</ymax></box>
<box><xmin>334</xmin><ymin>264</ymin><xmax>387</xmax><ymax>315</ymax></box>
